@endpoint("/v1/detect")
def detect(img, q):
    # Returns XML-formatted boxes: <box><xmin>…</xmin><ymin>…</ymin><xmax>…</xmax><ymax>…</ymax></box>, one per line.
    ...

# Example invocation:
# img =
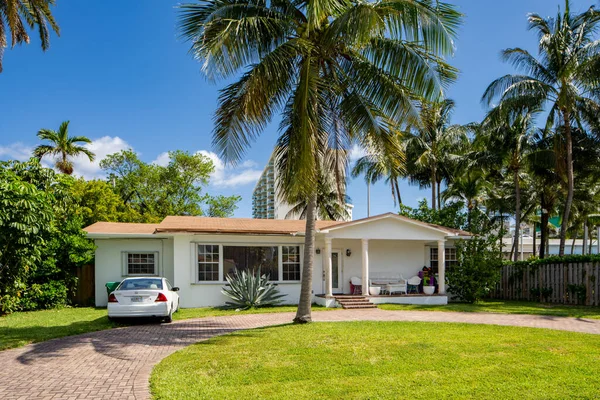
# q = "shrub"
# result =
<box><xmin>221</xmin><ymin>270</ymin><xmax>286</xmax><ymax>310</ymax></box>
<box><xmin>447</xmin><ymin>236</ymin><xmax>503</xmax><ymax>303</ymax></box>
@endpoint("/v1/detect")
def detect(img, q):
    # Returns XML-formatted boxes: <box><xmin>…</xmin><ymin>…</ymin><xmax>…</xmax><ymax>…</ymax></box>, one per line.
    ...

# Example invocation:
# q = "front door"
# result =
<box><xmin>331</xmin><ymin>250</ymin><xmax>343</xmax><ymax>293</ymax></box>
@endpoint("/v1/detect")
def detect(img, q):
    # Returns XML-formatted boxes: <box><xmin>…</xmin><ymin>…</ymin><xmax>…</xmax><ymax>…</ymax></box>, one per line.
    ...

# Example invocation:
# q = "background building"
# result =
<box><xmin>252</xmin><ymin>153</ymin><xmax>353</xmax><ymax>221</ymax></box>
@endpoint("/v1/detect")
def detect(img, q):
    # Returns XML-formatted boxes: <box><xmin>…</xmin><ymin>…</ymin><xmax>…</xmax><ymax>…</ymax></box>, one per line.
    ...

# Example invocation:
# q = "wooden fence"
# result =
<box><xmin>71</xmin><ymin>264</ymin><xmax>95</xmax><ymax>306</ymax></box>
<box><xmin>493</xmin><ymin>262</ymin><xmax>600</xmax><ymax>306</ymax></box>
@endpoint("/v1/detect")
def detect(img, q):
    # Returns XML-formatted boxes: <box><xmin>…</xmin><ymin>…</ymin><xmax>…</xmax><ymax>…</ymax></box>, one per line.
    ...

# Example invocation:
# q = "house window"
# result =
<box><xmin>124</xmin><ymin>252</ymin><xmax>158</xmax><ymax>276</ymax></box>
<box><xmin>198</xmin><ymin>245</ymin><xmax>220</xmax><ymax>281</ymax></box>
<box><xmin>223</xmin><ymin>246</ymin><xmax>279</xmax><ymax>281</ymax></box>
<box><xmin>282</xmin><ymin>246</ymin><xmax>301</xmax><ymax>281</ymax></box>
<box><xmin>430</xmin><ymin>248</ymin><xmax>458</xmax><ymax>273</ymax></box>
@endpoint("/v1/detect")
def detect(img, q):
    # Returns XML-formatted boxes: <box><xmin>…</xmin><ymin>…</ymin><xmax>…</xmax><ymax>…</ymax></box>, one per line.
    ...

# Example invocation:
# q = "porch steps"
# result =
<box><xmin>333</xmin><ymin>295</ymin><xmax>377</xmax><ymax>309</ymax></box>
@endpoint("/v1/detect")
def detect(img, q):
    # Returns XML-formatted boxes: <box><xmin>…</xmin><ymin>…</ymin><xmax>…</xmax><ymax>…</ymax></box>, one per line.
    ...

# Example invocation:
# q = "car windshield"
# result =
<box><xmin>118</xmin><ymin>278</ymin><xmax>163</xmax><ymax>290</ymax></box>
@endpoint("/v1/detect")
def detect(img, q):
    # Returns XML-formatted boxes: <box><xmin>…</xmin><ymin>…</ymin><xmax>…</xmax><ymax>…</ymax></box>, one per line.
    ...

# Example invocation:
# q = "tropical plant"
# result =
<box><xmin>178</xmin><ymin>0</ymin><xmax>461</xmax><ymax>323</ymax></box>
<box><xmin>482</xmin><ymin>107</ymin><xmax>536</xmax><ymax>261</ymax></box>
<box><xmin>442</xmin><ymin>169</ymin><xmax>490</xmax><ymax>232</ymax></box>
<box><xmin>0</xmin><ymin>0</ymin><xmax>59</xmax><ymax>72</ymax></box>
<box><xmin>404</xmin><ymin>99</ymin><xmax>469</xmax><ymax>210</ymax></box>
<box><xmin>447</xmin><ymin>236</ymin><xmax>503</xmax><ymax>303</ymax></box>
<box><xmin>286</xmin><ymin>170</ymin><xmax>352</xmax><ymax>220</ymax></box>
<box><xmin>482</xmin><ymin>0</ymin><xmax>600</xmax><ymax>255</ymax></box>
<box><xmin>33</xmin><ymin>121</ymin><xmax>95</xmax><ymax>175</ymax></box>
<box><xmin>351</xmin><ymin>133</ymin><xmax>406</xmax><ymax>207</ymax></box>
<box><xmin>221</xmin><ymin>269</ymin><xmax>286</xmax><ymax>310</ymax></box>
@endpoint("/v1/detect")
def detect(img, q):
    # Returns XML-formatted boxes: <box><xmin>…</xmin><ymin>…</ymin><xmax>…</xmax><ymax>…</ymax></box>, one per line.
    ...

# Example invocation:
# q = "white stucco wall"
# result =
<box><xmin>172</xmin><ymin>234</ymin><xmax>306</xmax><ymax>308</ymax></box>
<box><xmin>94</xmin><ymin>238</ymin><xmax>174</xmax><ymax>306</ymax></box>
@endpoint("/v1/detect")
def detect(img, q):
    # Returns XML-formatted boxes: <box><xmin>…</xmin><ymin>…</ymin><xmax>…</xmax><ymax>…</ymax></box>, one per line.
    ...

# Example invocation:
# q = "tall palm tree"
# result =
<box><xmin>443</xmin><ymin>169</ymin><xmax>490</xmax><ymax>232</ymax></box>
<box><xmin>0</xmin><ymin>0</ymin><xmax>59</xmax><ymax>72</ymax></box>
<box><xmin>178</xmin><ymin>0</ymin><xmax>461</xmax><ymax>323</ymax></box>
<box><xmin>482</xmin><ymin>0</ymin><xmax>600</xmax><ymax>255</ymax></box>
<box><xmin>33</xmin><ymin>121</ymin><xmax>95</xmax><ymax>175</ymax></box>
<box><xmin>482</xmin><ymin>107</ymin><xmax>536</xmax><ymax>262</ymax></box>
<box><xmin>404</xmin><ymin>99</ymin><xmax>468</xmax><ymax>210</ymax></box>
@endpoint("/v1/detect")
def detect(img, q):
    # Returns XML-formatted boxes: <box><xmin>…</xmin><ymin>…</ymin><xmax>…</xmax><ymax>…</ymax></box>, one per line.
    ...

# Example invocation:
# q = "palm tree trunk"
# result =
<box><xmin>431</xmin><ymin>167</ymin><xmax>437</xmax><ymax>211</ymax></box>
<box><xmin>294</xmin><ymin>192</ymin><xmax>317</xmax><ymax>324</ymax></box>
<box><xmin>513</xmin><ymin>170</ymin><xmax>521</xmax><ymax>262</ymax></box>
<box><xmin>533</xmin><ymin>222</ymin><xmax>537</xmax><ymax>257</ymax></box>
<box><xmin>437</xmin><ymin>178</ymin><xmax>442</xmax><ymax>210</ymax></box>
<box><xmin>559</xmin><ymin>112</ymin><xmax>574</xmax><ymax>256</ymax></box>
<box><xmin>540</xmin><ymin>195</ymin><xmax>549</xmax><ymax>259</ymax></box>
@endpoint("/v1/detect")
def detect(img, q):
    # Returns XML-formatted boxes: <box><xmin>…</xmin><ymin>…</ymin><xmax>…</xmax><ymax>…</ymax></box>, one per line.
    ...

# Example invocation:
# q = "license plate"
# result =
<box><xmin>131</xmin><ymin>296</ymin><xmax>143</xmax><ymax>302</ymax></box>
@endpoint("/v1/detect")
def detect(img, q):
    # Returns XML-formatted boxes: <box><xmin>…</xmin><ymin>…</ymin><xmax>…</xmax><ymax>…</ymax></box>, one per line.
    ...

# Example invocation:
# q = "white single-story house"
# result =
<box><xmin>85</xmin><ymin>213</ymin><xmax>471</xmax><ymax>308</ymax></box>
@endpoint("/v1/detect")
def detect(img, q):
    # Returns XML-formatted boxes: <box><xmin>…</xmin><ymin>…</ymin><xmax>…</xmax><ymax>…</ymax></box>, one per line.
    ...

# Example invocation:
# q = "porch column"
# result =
<box><xmin>438</xmin><ymin>240</ymin><xmax>446</xmax><ymax>294</ymax></box>
<box><xmin>361</xmin><ymin>239</ymin><xmax>369</xmax><ymax>295</ymax></box>
<box><xmin>324</xmin><ymin>238</ymin><xmax>333</xmax><ymax>297</ymax></box>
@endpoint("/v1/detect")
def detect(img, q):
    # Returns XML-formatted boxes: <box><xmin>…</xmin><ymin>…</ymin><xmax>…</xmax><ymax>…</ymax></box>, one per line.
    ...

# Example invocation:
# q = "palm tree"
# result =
<box><xmin>286</xmin><ymin>174</ymin><xmax>352</xmax><ymax>221</ymax></box>
<box><xmin>404</xmin><ymin>99</ymin><xmax>468</xmax><ymax>210</ymax></box>
<box><xmin>33</xmin><ymin>121</ymin><xmax>95</xmax><ymax>174</ymax></box>
<box><xmin>178</xmin><ymin>0</ymin><xmax>461</xmax><ymax>323</ymax></box>
<box><xmin>0</xmin><ymin>0</ymin><xmax>59</xmax><ymax>72</ymax></box>
<box><xmin>482</xmin><ymin>107</ymin><xmax>536</xmax><ymax>261</ymax></box>
<box><xmin>482</xmin><ymin>0</ymin><xmax>600</xmax><ymax>255</ymax></box>
<box><xmin>351</xmin><ymin>132</ymin><xmax>406</xmax><ymax>207</ymax></box>
<box><xmin>443</xmin><ymin>169</ymin><xmax>490</xmax><ymax>232</ymax></box>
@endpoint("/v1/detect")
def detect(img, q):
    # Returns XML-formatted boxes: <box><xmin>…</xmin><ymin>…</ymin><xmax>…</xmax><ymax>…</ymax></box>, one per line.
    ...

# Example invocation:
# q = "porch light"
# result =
<box><xmin>346</xmin><ymin>249</ymin><xmax>352</xmax><ymax>257</ymax></box>
<box><xmin>316</xmin><ymin>248</ymin><xmax>321</xmax><ymax>255</ymax></box>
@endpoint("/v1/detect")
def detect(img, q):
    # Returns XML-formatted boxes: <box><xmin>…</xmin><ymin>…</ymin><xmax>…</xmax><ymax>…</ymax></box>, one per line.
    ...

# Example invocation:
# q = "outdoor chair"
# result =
<box><xmin>350</xmin><ymin>276</ymin><xmax>362</xmax><ymax>295</ymax></box>
<box><xmin>407</xmin><ymin>276</ymin><xmax>422</xmax><ymax>294</ymax></box>
<box><xmin>386</xmin><ymin>277</ymin><xmax>407</xmax><ymax>295</ymax></box>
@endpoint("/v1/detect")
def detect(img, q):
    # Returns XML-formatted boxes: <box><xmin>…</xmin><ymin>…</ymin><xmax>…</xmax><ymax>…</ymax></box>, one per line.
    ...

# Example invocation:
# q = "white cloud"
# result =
<box><xmin>70</xmin><ymin>136</ymin><xmax>131</xmax><ymax>179</ymax></box>
<box><xmin>152</xmin><ymin>152</ymin><xmax>171</xmax><ymax>167</ymax></box>
<box><xmin>0</xmin><ymin>143</ymin><xmax>34</xmax><ymax>161</ymax></box>
<box><xmin>348</xmin><ymin>144</ymin><xmax>366</xmax><ymax>162</ymax></box>
<box><xmin>197</xmin><ymin>150</ymin><xmax>263</xmax><ymax>187</ymax></box>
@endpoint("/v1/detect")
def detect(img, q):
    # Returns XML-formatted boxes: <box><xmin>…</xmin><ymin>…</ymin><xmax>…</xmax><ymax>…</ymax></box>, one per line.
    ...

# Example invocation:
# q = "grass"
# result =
<box><xmin>378</xmin><ymin>299</ymin><xmax>600</xmax><ymax>319</ymax></box>
<box><xmin>150</xmin><ymin>321</ymin><xmax>600</xmax><ymax>400</ymax></box>
<box><xmin>0</xmin><ymin>305</ymin><xmax>328</xmax><ymax>351</ymax></box>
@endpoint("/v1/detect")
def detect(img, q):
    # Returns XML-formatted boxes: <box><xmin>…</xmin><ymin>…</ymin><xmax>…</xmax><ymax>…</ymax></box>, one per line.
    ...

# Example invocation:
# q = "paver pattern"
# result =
<box><xmin>1</xmin><ymin>308</ymin><xmax>599</xmax><ymax>399</ymax></box>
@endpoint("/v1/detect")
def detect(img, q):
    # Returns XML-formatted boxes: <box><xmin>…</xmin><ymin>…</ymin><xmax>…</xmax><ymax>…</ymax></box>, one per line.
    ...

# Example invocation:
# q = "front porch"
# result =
<box><xmin>314</xmin><ymin>293</ymin><xmax>448</xmax><ymax>308</ymax></box>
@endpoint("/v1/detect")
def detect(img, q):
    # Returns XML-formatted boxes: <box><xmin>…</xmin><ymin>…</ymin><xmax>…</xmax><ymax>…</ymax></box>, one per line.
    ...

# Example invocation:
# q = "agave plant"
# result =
<box><xmin>221</xmin><ymin>269</ymin><xmax>286</xmax><ymax>310</ymax></box>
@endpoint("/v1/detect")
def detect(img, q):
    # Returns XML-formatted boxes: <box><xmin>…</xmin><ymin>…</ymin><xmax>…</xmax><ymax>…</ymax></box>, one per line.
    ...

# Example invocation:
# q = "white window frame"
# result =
<box><xmin>121</xmin><ymin>251</ymin><xmax>159</xmax><ymax>277</ymax></box>
<box><xmin>191</xmin><ymin>242</ymin><xmax>303</xmax><ymax>284</ymax></box>
<box><xmin>281</xmin><ymin>245</ymin><xmax>302</xmax><ymax>282</ymax></box>
<box><xmin>429</xmin><ymin>247</ymin><xmax>457</xmax><ymax>270</ymax></box>
<box><xmin>196</xmin><ymin>244</ymin><xmax>221</xmax><ymax>282</ymax></box>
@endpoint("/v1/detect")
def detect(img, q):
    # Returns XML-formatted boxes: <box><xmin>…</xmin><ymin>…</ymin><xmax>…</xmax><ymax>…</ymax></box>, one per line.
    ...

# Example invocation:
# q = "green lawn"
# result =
<box><xmin>150</xmin><ymin>321</ymin><xmax>600</xmax><ymax>400</ymax></box>
<box><xmin>0</xmin><ymin>305</ymin><xmax>324</xmax><ymax>351</ymax></box>
<box><xmin>379</xmin><ymin>300</ymin><xmax>600</xmax><ymax>319</ymax></box>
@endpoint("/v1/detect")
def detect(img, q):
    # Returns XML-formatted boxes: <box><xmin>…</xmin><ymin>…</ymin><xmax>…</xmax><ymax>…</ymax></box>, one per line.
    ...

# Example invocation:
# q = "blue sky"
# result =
<box><xmin>0</xmin><ymin>0</ymin><xmax>591</xmax><ymax>218</ymax></box>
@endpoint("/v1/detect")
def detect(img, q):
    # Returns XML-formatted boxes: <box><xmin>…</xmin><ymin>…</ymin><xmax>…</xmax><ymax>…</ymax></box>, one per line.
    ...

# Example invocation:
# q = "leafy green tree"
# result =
<box><xmin>33</xmin><ymin>121</ymin><xmax>95</xmax><ymax>175</ymax></box>
<box><xmin>404</xmin><ymin>99</ymin><xmax>469</xmax><ymax>210</ymax></box>
<box><xmin>179</xmin><ymin>0</ymin><xmax>461</xmax><ymax>323</ymax></box>
<box><xmin>0</xmin><ymin>160</ymin><xmax>54</xmax><ymax>311</ymax></box>
<box><xmin>482</xmin><ymin>0</ymin><xmax>600</xmax><ymax>255</ymax></box>
<box><xmin>0</xmin><ymin>159</ymin><xmax>94</xmax><ymax>312</ymax></box>
<box><xmin>443</xmin><ymin>169</ymin><xmax>491</xmax><ymax>232</ymax></box>
<box><xmin>70</xmin><ymin>179</ymin><xmax>142</xmax><ymax>226</ymax></box>
<box><xmin>399</xmin><ymin>199</ymin><xmax>466</xmax><ymax>231</ymax></box>
<box><xmin>206</xmin><ymin>195</ymin><xmax>241</xmax><ymax>218</ymax></box>
<box><xmin>0</xmin><ymin>0</ymin><xmax>59</xmax><ymax>73</ymax></box>
<box><xmin>100</xmin><ymin>149</ymin><xmax>240</xmax><ymax>221</ymax></box>
<box><xmin>447</xmin><ymin>236</ymin><xmax>503</xmax><ymax>303</ymax></box>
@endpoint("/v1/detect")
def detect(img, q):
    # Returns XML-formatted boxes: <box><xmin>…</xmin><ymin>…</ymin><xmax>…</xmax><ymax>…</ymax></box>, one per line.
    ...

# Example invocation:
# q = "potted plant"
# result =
<box><xmin>423</xmin><ymin>275</ymin><xmax>435</xmax><ymax>295</ymax></box>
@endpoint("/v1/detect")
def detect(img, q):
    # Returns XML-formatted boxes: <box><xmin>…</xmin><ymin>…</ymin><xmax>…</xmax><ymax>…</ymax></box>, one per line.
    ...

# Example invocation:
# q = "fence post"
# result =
<box><xmin>586</xmin><ymin>263</ymin><xmax>592</xmax><ymax>306</ymax></box>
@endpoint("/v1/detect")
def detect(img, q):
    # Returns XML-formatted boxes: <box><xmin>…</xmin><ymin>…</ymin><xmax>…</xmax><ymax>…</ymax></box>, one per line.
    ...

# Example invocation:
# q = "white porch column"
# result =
<box><xmin>361</xmin><ymin>239</ymin><xmax>369</xmax><ymax>295</ymax></box>
<box><xmin>324</xmin><ymin>238</ymin><xmax>333</xmax><ymax>297</ymax></box>
<box><xmin>438</xmin><ymin>240</ymin><xmax>446</xmax><ymax>294</ymax></box>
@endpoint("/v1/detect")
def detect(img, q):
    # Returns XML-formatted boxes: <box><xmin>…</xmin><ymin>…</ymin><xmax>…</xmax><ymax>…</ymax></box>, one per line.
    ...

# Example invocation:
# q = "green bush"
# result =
<box><xmin>447</xmin><ymin>236</ymin><xmax>503</xmax><ymax>303</ymax></box>
<box><xmin>221</xmin><ymin>270</ymin><xmax>286</xmax><ymax>310</ymax></box>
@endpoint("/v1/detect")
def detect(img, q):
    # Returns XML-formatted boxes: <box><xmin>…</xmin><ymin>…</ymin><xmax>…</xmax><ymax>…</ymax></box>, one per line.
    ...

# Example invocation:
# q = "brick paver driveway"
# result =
<box><xmin>1</xmin><ymin>308</ymin><xmax>599</xmax><ymax>400</ymax></box>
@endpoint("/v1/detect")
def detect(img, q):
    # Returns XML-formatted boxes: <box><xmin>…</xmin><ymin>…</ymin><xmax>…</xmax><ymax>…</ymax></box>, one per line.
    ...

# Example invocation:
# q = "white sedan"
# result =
<box><xmin>107</xmin><ymin>277</ymin><xmax>180</xmax><ymax>322</ymax></box>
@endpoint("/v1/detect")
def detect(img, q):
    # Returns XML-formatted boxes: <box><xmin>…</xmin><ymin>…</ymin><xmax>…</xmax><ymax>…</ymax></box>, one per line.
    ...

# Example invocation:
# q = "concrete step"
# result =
<box><xmin>342</xmin><ymin>304</ymin><xmax>378</xmax><ymax>309</ymax></box>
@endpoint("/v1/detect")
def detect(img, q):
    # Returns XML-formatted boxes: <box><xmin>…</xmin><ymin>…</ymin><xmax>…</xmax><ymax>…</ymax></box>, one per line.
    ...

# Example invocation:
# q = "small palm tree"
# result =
<box><xmin>0</xmin><ymin>0</ymin><xmax>59</xmax><ymax>72</ymax></box>
<box><xmin>33</xmin><ymin>121</ymin><xmax>95</xmax><ymax>175</ymax></box>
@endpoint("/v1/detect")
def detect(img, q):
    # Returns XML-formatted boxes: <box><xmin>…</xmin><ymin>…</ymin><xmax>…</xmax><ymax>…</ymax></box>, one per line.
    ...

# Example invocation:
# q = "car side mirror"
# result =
<box><xmin>172</xmin><ymin>287</ymin><xmax>180</xmax><ymax>292</ymax></box>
